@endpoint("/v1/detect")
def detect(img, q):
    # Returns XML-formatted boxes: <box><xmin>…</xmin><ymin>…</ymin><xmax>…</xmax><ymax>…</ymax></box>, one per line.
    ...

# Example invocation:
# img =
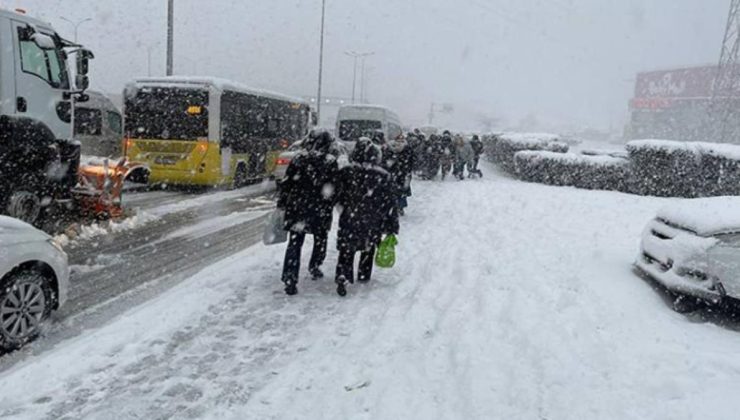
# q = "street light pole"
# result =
<box><xmin>166</xmin><ymin>0</ymin><xmax>174</xmax><ymax>76</ymax></box>
<box><xmin>59</xmin><ymin>16</ymin><xmax>92</xmax><ymax>43</ymax></box>
<box><xmin>316</xmin><ymin>0</ymin><xmax>327</xmax><ymax>125</ymax></box>
<box><xmin>359</xmin><ymin>53</ymin><xmax>374</xmax><ymax>103</ymax></box>
<box><xmin>344</xmin><ymin>52</ymin><xmax>360</xmax><ymax>104</ymax></box>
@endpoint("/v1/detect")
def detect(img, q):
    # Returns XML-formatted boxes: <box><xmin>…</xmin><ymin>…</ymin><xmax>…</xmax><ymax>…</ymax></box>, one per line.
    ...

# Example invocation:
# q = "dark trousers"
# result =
<box><xmin>281</xmin><ymin>230</ymin><xmax>328</xmax><ymax>284</ymax></box>
<box><xmin>336</xmin><ymin>245</ymin><xmax>376</xmax><ymax>284</ymax></box>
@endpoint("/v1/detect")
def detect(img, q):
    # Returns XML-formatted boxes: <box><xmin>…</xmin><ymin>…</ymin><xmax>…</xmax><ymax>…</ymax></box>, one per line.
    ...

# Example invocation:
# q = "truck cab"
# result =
<box><xmin>0</xmin><ymin>8</ymin><xmax>93</xmax><ymax>225</ymax></box>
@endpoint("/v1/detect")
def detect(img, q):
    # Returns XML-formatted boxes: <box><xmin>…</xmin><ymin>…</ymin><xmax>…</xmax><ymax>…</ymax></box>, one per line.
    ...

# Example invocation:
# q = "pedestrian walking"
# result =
<box><xmin>439</xmin><ymin>130</ymin><xmax>454</xmax><ymax>180</ymax></box>
<box><xmin>277</xmin><ymin>130</ymin><xmax>339</xmax><ymax>295</ymax></box>
<box><xmin>453</xmin><ymin>135</ymin><xmax>475</xmax><ymax>180</ymax></box>
<box><xmin>383</xmin><ymin>135</ymin><xmax>415</xmax><ymax>215</ymax></box>
<box><xmin>469</xmin><ymin>134</ymin><xmax>484</xmax><ymax>178</ymax></box>
<box><xmin>334</xmin><ymin>137</ymin><xmax>399</xmax><ymax>296</ymax></box>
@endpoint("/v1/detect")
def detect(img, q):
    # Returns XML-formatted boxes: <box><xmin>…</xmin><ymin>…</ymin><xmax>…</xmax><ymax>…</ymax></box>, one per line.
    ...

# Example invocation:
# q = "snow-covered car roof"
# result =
<box><xmin>657</xmin><ymin>197</ymin><xmax>740</xmax><ymax>236</ymax></box>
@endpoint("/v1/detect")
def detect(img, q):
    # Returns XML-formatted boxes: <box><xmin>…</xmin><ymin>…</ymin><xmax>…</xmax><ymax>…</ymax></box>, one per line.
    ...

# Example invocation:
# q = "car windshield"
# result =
<box><xmin>6</xmin><ymin>3</ymin><xmax>740</xmax><ymax>420</ymax></box>
<box><xmin>338</xmin><ymin>119</ymin><xmax>382</xmax><ymax>141</ymax></box>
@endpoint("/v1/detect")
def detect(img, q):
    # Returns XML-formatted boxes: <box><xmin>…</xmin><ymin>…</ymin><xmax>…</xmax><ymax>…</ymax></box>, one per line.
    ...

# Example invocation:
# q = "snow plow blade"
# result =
<box><xmin>73</xmin><ymin>159</ymin><xmax>145</xmax><ymax>219</ymax></box>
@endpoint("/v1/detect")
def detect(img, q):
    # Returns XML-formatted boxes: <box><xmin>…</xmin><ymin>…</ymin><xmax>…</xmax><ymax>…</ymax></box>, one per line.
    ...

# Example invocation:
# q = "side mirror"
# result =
<box><xmin>31</xmin><ymin>33</ymin><xmax>56</xmax><ymax>49</ymax></box>
<box><xmin>76</xmin><ymin>49</ymin><xmax>94</xmax><ymax>76</ymax></box>
<box><xmin>75</xmin><ymin>74</ymin><xmax>89</xmax><ymax>91</ymax></box>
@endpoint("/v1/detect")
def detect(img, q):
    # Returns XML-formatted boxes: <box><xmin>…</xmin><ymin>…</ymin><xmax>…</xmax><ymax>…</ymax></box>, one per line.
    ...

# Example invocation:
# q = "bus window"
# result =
<box><xmin>107</xmin><ymin>111</ymin><xmax>122</xmax><ymax>135</ymax></box>
<box><xmin>125</xmin><ymin>87</ymin><xmax>209</xmax><ymax>140</ymax></box>
<box><xmin>75</xmin><ymin>108</ymin><xmax>102</xmax><ymax>136</ymax></box>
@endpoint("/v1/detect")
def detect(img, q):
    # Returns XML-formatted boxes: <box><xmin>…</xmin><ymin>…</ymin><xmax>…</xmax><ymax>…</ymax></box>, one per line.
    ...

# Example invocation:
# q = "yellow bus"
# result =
<box><xmin>123</xmin><ymin>77</ymin><xmax>311</xmax><ymax>187</ymax></box>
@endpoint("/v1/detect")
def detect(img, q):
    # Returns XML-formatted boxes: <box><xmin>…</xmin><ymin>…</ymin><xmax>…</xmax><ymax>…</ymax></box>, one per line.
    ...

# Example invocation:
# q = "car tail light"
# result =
<box><xmin>277</xmin><ymin>157</ymin><xmax>291</xmax><ymax>166</ymax></box>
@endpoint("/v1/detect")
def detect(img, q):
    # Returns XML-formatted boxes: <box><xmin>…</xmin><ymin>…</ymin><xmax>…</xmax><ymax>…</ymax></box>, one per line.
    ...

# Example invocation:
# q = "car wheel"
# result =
<box><xmin>0</xmin><ymin>270</ymin><xmax>54</xmax><ymax>351</ymax></box>
<box><xmin>6</xmin><ymin>191</ymin><xmax>41</xmax><ymax>226</ymax></box>
<box><xmin>671</xmin><ymin>293</ymin><xmax>703</xmax><ymax>314</ymax></box>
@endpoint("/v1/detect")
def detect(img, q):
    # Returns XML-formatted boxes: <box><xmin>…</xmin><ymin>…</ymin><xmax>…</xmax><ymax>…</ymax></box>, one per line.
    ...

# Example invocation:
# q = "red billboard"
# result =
<box><xmin>634</xmin><ymin>65</ymin><xmax>718</xmax><ymax>100</ymax></box>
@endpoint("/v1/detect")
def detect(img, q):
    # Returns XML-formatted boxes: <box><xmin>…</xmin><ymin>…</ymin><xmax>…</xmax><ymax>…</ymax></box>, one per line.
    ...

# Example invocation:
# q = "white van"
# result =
<box><xmin>335</xmin><ymin>105</ymin><xmax>403</xmax><ymax>148</ymax></box>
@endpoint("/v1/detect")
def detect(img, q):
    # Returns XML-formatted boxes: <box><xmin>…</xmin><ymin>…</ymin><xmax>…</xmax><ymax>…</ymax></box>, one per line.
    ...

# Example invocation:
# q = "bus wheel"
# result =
<box><xmin>233</xmin><ymin>164</ymin><xmax>249</xmax><ymax>189</ymax></box>
<box><xmin>7</xmin><ymin>191</ymin><xmax>41</xmax><ymax>226</ymax></box>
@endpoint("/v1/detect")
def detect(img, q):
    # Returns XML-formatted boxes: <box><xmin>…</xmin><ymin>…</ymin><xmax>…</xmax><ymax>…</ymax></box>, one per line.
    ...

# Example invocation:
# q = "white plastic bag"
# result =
<box><xmin>262</xmin><ymin>209</ymin><xmax>288</xmax><ymax>245</ymax></box>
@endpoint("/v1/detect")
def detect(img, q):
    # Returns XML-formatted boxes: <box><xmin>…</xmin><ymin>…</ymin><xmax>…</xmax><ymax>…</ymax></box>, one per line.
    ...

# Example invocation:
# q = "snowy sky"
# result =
<box><xmin>5</xmin><ymin>0</ymin><xmax>728</xmax><ymax>131</ymax></box>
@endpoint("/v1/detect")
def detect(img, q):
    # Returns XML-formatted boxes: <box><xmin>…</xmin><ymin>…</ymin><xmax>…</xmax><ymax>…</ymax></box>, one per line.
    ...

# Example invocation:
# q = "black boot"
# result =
<box><xmin>336</xmin><ymin>276</ymin><xmax>348</xmax><ymax>297</ymax></box>
<box><xmin>309</xmin><ymin>267</ymin><xmax>324</xmax><ymax>280</ymax></box>
<box><xmin>284</xmin><ymin>281</ymin><xmax>298</xmax><ymax>296</ymax></box>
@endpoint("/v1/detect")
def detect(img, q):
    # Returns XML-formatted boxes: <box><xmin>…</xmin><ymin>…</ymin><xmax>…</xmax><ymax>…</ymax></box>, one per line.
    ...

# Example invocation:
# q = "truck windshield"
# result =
<box><xmin>338</xmin><ymin>120</ymin><xmax>382</xmax><ymax>141</ymax></box>
<box><xmin>125</xmin><ymin>87</ymin><xmax>209</xmax><ymax>140</ymax></box>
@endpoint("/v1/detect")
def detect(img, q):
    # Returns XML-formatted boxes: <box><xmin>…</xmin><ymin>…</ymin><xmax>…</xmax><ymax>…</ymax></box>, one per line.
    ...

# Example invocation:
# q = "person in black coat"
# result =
<box><xmin>277</xmin><ymin>130</ymin><xmax>339</xmax><ymax>295</ymax></box>
<box><xmin>383</xmin><ymin>136</ymin><xmax>415</xmax><ymax>215</ymax></box>
<box><xmin>334</xmin><ymin>138</ymin><xmax>399</xmax><ymax>296</ymax></box>
<box><xmin>469</xmin><ymin>134</ymin><xmax>484</xmax><ymax>177</ymax></box>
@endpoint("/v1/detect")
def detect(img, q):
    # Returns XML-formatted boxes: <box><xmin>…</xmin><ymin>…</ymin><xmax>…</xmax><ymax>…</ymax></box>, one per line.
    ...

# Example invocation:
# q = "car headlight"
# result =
<box><xmin>47</xmin><ymin>237</ymin><xmax>65</xmax><ymax>253</ymax></box>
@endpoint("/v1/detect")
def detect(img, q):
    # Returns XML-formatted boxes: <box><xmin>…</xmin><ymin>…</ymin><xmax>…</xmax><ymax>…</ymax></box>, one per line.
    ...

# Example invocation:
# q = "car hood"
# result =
<box><xmin>657</xmin><ymin>197</ymin><xmax>740</xmax><ymax>237</ymax></box>
<box><xmin>0</xmin><ymin>216</ymin><xmax>50</xmax><ymax>245</ymax></box>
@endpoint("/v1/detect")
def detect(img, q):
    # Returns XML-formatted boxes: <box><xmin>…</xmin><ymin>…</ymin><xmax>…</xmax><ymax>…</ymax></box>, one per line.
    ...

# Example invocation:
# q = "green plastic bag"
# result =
<box><xmin>375</xmin><ymin>234</ymin><xmax>398</xmax><ymax>268</ymax></box>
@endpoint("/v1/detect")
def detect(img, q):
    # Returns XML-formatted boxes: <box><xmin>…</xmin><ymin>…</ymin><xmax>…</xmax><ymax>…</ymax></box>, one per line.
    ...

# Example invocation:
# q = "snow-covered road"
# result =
<box><xmin>2</xmin><ymin>165</ymin><xmax>740</xmax><ymax>419</ymax></box>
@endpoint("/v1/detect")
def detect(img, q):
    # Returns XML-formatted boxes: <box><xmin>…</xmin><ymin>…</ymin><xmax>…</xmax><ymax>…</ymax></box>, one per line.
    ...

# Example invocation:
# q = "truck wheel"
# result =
<box><xmin>0</xmin><ymin>270</ymin><xmax>53</xmax><ymax>351</ymax></box>
<box><xmin>6</xmin><ymin>191</ymin><xmax>41</xmax><ymax>225</ymax></box>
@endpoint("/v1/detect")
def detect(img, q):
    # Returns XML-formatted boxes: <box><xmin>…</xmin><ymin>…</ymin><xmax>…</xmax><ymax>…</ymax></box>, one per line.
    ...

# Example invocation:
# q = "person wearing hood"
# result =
<box><xmin>383</xmin><ymin>135</ymin><xmax>415</xmax><ymax>215</ymax></box>
<box><xmin>453</xmin><ymin>135</ymin><xmax>475</xmax><ymax>180</ymax></box>
<box><xmin>469</xmin><ymin>135</ymin><xmax>484</xmax><ymax>177</ymax></box>
<box><xmin>334</xmin><ymin>137</ymin><xmax>399</xmax><ymax>296</ymax></box>
<box><xmin>439</xmin><ymin>131</ymin><xmax>455</xmax><ymax>180</ymax></box>
<box><xmin>277</xmin><ymin>129</ymin><xmax>339</xmax><ymax>295</ymax></box>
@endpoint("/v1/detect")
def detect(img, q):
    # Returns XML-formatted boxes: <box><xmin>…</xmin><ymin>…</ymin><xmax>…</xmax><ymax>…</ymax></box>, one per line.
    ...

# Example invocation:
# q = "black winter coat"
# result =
<box><xmin>335</xmin><ymin>163</ymin><xmax>399</xmax><ymax>252</ymax></box>
<box><xmin>383</xmin><ymin>145</ymin><xmax>414</xmax><ymax>194</ymax></box>
<box><xmin>277</xmin><ymin>151</ymin><xmax>339</xmax><ymax>234</ymax></box>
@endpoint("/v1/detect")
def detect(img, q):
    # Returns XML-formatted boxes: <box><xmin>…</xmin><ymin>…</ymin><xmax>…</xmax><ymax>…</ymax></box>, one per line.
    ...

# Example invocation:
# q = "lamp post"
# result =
<box><xmin>316</xmin><ymin>0</ymin><xmax>326</xmax><ymax>125</ymax></box>
<box><xmin>167</xmin><ymin>0</ymin><xmax>174</xmax><ymax>76</ymax></box>
<box><xmin>344</xmin><ymin>51</ymin><xmax>373</xmax><ymax>104</ymax></box>
<box><xmin>359</xmin><ymin>52</ymin><xmax>374</xmax><ymax>103</ymax></box>
<box><xmin>59</xmin><ymin>16</ymin><xmax>91</xmax><ymax>43</ymax></box>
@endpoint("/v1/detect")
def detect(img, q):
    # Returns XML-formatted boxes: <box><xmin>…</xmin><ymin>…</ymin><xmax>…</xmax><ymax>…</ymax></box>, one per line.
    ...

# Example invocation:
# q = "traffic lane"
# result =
<box><xmin>0</xmin><ymin>196</ymin><xmax>274</xmax><ymax>366</ymax></box>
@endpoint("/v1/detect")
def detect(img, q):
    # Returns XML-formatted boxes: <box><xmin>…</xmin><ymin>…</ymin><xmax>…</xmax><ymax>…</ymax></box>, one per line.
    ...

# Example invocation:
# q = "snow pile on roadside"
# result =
<box><xmin>54</xmin><ymin>212</ymin><xmax>159</xmax><ymax>247</ymax></box>
<box><xmin>4</xmin><ymin>167</ymin><xmax>740</xmax><ymax>419</ymax></box>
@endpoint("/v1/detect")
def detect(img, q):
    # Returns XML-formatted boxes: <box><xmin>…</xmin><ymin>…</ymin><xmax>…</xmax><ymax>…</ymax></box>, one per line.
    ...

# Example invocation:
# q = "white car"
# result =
<box><xmin>635</xmin><ymin>197</ymin><xmax>740</xmax><ymax>311</ymax></box>
<box><xmin>0</xmin><ymin>216</ymin><xmax>69</xmax><ymax>350</ymax></box>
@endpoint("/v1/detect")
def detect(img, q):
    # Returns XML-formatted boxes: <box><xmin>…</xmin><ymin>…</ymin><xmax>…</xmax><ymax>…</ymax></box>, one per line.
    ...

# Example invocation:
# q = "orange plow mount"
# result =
<box><xmin>73</xmin><ymin>159</ymin><xmax>146</xmax><ymax>219</ymax></box>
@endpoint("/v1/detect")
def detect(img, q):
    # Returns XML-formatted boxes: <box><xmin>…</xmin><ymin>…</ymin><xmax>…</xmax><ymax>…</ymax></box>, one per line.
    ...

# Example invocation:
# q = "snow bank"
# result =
<box><xmin>484</xmin><ymin>132</ymin><xmax>569</xmax><ymax>172</ymax></box>
<box><xmin>627</xmin><ymin>139</ymin><xmax>740</xmax><ymax>198</ymax></box>
<box><xmin>54</xmin><ymin>212</ymin><xmax>159</xmax><ymax>247</ymax></box>
<box><xmin>514</xmin><ymin>151</ymin><xmax>630</xmax><ymax>191</ymax></box>
<box><xmin>657</xmin><ymin>196</ymin><xmax>740</xmax><ymax>236</ymax></box>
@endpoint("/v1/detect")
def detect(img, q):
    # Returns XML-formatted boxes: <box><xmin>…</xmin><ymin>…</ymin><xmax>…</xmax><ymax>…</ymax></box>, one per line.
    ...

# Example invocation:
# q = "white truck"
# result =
<box><xmin>0</xmin><ymin>8</ymin><xmax>94</xmax><ymax>225</ymax></box>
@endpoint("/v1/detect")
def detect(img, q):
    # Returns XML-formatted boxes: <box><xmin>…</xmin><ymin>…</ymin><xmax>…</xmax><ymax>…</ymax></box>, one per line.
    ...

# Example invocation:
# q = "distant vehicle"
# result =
<box><xmin>75</xmin><ymin>91</ymin><xmax>123</xmax><ymax>158</ymax></box>
<box><xmin>0</xmin><ymin>216</ymin><xmax>69</xmax><ymax>350</ymax></box>
<box><xmin>335</xmin><ymin>105</ymin><xmax>403</xmax><ymax>148</ymax></box>
<box><xmin>0</xmin><ymin>8</ymin><xmax>93</xmax><ymax>225</ymax></box>
<box><xmin>418</xmin><ymin>126</ymin><xmax>439</xmax><ymax>136</ymax></box>
<box><xmin>273</xmin><ymin>136</ymin><xmax>350</xmax><ymax>180</ymax></box>
<box><xmin>635</xmin><ymin>197</ymin><xmax>740</xmax><ymax>312</ymax></box>
<box><xmin>123</xmin><ymin>77</ymin><xmax>312</xmax><ymax>188</ymax></box>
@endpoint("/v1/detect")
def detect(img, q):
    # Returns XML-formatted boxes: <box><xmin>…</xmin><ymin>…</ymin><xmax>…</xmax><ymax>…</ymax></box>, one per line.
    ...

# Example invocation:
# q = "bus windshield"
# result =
<box><xmin>338</xmin><ymin>119</ymin><xmax>382</xmax><ymax>141</ymax></box>
<box><xmin>125</xmin><ymin>87</ymin><xmax>209</xmax><ymax>140</ymax></box>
